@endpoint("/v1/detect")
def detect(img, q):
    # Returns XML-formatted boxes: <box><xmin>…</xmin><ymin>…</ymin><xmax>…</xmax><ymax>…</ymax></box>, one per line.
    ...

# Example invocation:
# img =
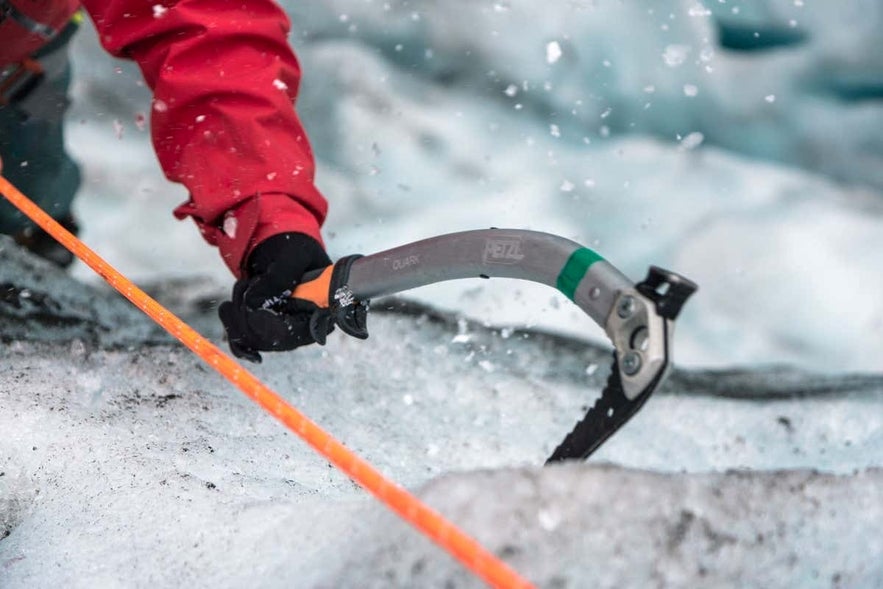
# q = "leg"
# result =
<box><xmin>0</xmin><ymin>22</ymin><xmax>81</xmax><ymax>265</ymax></box>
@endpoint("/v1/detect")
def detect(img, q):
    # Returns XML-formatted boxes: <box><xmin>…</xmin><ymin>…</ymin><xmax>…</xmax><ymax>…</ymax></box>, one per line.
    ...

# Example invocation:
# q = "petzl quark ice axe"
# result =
<box><xmin>292</xmin><ymin>229</ymin><xmax>697</xmax><ymax>463</ymax></box>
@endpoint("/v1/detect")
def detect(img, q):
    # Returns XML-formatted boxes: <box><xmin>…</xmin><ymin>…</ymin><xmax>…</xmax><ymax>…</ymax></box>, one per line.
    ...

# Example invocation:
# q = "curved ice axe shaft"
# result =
<box><xmin>294</xmin><ymin>229</ymin><xmax>697</xmax><ymax>461</ymax></box>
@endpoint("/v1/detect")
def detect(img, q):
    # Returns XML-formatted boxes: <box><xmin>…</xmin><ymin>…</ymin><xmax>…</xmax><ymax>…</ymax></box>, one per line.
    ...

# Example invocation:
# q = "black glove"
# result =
<box><xmin>218</xmin><ymin>232</ymin><xmax>366</xmax><ymax>363</ymax></box>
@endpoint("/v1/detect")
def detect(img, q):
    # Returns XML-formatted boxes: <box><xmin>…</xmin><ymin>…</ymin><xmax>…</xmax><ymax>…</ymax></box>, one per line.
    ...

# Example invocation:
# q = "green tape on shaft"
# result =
<box><xmin>556</xmin><ymin>248</ymin><xmax>603</xmax><ymax>301</ymax></box>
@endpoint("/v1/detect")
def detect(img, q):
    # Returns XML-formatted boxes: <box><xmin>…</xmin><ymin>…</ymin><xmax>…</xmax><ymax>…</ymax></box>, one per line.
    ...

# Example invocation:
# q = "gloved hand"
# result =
<box><xmin>218</xmin><ymin>232</ymin><xmax>366</xmax><ymax>363</ymax></box>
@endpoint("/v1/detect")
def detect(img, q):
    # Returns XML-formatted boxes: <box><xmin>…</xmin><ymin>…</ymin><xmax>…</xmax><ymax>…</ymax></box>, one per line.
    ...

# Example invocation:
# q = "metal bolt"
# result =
<box><xmin>617</xmin><ymin>295</ymin><xmax>636</xmax><ymax>319</ymax></box>
<box><xmin>621</xmin><ymin>351</ymin><xmax>642</xmax><ymax>375</ymax></box>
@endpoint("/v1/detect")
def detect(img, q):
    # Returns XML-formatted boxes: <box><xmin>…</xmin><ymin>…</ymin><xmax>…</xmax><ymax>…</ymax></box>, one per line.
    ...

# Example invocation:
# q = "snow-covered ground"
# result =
<box><xmin>3</xmin><ymin>0</ymin><xmax>883</xmax><ymax>587</ymax></box>
<box><xmin>1</xmin><ymin>243</ymin><xmax>881</xmax><ymax>587</ymax></box>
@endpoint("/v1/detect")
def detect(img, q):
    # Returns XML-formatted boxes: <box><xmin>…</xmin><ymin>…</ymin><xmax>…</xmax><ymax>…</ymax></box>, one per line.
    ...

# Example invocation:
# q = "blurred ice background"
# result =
<box><xmin>65</xmin><ymin>0</ymin><xmax>883</xmax><ymax>372</ymax></box>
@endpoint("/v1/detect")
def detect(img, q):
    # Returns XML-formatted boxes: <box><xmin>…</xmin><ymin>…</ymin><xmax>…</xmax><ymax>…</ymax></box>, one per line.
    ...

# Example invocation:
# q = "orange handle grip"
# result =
<box><xmin>290</xmin><ymin>264</ymin><xmax>334</xmax><ymax>308</ymax></box>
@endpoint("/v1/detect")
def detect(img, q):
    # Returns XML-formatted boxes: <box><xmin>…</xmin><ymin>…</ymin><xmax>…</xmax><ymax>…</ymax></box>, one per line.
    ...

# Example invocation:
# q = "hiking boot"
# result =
<box><xmin>13</xmin><ymin>215</ymin><xmax>79</xmax><ymax>268</ymax></box>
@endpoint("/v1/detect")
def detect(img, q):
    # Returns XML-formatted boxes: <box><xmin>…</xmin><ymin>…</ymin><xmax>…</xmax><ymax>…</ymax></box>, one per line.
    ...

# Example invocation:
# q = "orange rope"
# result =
<box><xmin>0</xmin><ymin>175</ymin><xmax>535</xmax><ymax>589</ymax></box>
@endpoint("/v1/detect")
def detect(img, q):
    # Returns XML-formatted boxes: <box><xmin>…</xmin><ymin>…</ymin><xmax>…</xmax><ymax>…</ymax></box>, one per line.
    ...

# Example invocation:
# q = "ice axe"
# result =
<box><xmin>292</xmin><ymin>229</ymin><xmax>698</xmax><ymax>463</ymax></box>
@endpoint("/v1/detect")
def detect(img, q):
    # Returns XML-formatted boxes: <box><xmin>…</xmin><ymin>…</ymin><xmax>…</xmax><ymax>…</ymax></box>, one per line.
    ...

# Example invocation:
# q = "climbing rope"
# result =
<box><xmin>0</xmin><ymin>175</ymin><xmax>535</xmax><ymax>589</ymax></box>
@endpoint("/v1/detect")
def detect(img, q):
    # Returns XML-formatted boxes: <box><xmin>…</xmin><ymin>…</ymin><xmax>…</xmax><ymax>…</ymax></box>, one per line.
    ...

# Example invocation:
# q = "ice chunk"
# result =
<box><xmin>546</xmin><ymin>41</ymin><xmax>562</xmax><ymax>64</ymax></box>
<box><xmin>679</xmin><ymin>131</ymin><xmax>705</xmax><ymax>150</ymax></box>
<box><xmin>663</xmin><ymin>44</ymin><xmax>691</xmax><ymax>67</ymax></box>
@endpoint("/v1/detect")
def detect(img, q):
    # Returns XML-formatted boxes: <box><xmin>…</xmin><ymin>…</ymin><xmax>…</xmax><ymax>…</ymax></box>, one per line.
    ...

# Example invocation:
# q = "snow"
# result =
<box><xmin>1</xmin><ymin>250</ymin><xmax>881</xmax><ymax>586</ymax></box>
<box><xmin>545</xmin><ymin>41</ymin><xmax>563</xmax><ymax>65</ymax></box>
<box><xmin>2</xmin><ymin>0</ymin><xmax>883</xmax><ymax>586</ymax></box>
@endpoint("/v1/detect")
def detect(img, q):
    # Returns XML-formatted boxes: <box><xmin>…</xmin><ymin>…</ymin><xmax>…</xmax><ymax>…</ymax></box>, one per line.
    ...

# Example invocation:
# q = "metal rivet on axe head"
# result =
<box><xmin>621</xmin><ymin>351</ymin><xmax>642</xmax><ymax>375</ymax></box>
<box><xmin>617</xmin><ymin>295</ymin><xmax>636</xmax><ymax>319</ymax></box>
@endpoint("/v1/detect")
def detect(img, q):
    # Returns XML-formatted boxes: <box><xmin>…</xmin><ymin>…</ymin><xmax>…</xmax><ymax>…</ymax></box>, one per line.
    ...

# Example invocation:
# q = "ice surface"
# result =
<box><xmin>0</xmin><ymin>238</ymin><xmax>162</xmax><ymax>346</ymax></box>
<box><xmin>1</xmin><ymin>255</ymin><xmax>881</xmax><ymax>587</ymax></box>
<box><xmin>329</xmin><ymin>467</ymin><xmax>883</xmax><ymax>588</ymax></box>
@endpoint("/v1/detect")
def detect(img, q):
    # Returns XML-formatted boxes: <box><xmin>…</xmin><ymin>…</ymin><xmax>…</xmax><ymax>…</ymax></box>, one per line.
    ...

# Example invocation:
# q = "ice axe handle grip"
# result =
<box><xmin>290</xmin><ymin>265</ymin><xmax>335</xmax><ymax>308</ymax></box>
<box><xmin>290</xmin><ymin>255</ymin><xmax>364</xmax><ymax>309</ymax></box>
